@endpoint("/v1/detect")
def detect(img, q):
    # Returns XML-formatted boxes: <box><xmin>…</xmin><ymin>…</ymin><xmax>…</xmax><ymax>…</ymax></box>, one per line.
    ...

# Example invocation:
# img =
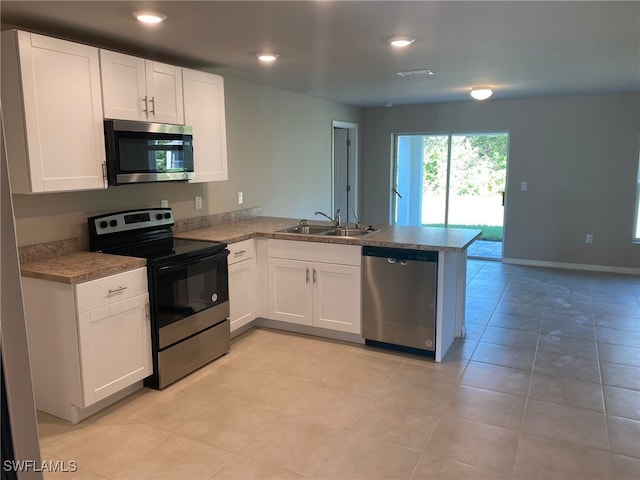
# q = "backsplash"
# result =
<box><xmin>173</xmin><ymin>206</ymin><xmax>262</xmax><ymax>233</ymax></box>
<box><xmin>19</xmin><ymin>237</ymin><xmax>85</xmax><ymax>264</ymax></box>
<box><xmin>19</xmin><ymin>207</ymin><xmax>262</xmax><ymax>264</ymax></box>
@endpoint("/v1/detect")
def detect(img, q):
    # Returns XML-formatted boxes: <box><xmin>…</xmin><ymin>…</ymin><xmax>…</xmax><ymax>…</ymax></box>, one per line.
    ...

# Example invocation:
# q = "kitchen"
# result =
<box><xmin>2</xmin><ymin>1</ymin><xmax>640</xmax><ymax>479</ymax></box>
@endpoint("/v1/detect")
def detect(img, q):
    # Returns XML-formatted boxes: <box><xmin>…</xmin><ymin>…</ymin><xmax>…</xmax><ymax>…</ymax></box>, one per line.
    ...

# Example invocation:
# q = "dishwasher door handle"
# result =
<box><xmin>387</xmin><ymin>258</ymin><xmax>408</xmax><ymax>265</ymax></box>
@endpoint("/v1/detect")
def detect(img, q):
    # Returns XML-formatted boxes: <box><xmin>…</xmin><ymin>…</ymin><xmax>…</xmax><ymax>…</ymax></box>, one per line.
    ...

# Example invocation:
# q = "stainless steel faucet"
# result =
<box><xmin>315</xmin><ymin>209</ymin><xmax>341</xmax><ymax>227</ymax></box>
<box><xmin>349</xmin><ymin>207</ymin><xmax>360</xmax><ymax>228</ymax></box>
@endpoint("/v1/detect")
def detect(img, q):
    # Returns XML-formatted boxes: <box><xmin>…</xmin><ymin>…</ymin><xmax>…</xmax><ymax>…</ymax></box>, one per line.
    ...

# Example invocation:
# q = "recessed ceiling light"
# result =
<box><xmin>397</xmin><ymin>69</ymin><xmax>434</xmax><ymax>78</ymax></box>
<box><xmin>257</xmin><ymin>53</ymin><xmax>279</xmax><ymax>63</ymax></box>
<box><xmin>470</xmin><ymin>87</ymin><xmax>493</xmax><ymax>100</ymax></box>
<box><xmin>389</xmin><ymin>37</ymin><xmax>415</xmax><ymax>48</ymax></box>
<box><xmin>133</xmin><ymin>11</ymin><xmax>167</xmax><ymax>24</ymax></box>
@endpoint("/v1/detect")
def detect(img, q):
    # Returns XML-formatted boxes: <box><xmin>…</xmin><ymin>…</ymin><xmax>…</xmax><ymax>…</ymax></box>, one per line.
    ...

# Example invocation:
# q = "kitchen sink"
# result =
<box><xmin>277</xmin><ymin>224</ymin><xmax>377</xmax><ymax>237</ymax></box>
<box><xmin>322</xmin><ymin>227</ymin><xmax>376</xmax><ymax>237</ymax></box>
<box><xmin>277</xmin><ymin>224</ymin><xmax>332</xmax><ymax>235</ymax></box>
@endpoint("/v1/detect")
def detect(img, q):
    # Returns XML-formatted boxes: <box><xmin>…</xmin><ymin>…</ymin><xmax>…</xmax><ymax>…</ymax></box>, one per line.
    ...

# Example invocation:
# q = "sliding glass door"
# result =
<box><xmin>393</xmin><ymin>132</ymin><xmax>508</xmax><ymax>256</ymax></box>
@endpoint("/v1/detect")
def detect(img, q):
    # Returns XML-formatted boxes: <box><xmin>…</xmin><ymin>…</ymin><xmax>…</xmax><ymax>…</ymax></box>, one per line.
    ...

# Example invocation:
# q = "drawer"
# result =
<box><xmin>228</xmin><ymin>239</ymin><xmax>255</xmax><ymax>265</ymax></box>
<box><xmin>75</xmin><ymin>267</ymin><xmax>148</xmax><ymax>313</ymax></box>
<box><xmin>268</xmin><ymin>239</ymin><xmax>361</xmax><ymax>266</ymax></box>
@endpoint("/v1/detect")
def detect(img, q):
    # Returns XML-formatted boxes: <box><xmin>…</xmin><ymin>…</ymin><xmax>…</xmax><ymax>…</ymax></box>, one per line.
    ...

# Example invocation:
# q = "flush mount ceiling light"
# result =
<box><xmin>470</xmin><ymin>87</ymin><xmax>493</xmax><ymax>100</ymax></box>
<box><xmin>132</xmin><ymin>11</ymin><xmax>167</xmax><ymax>24</ymax></box>
<box><xmin>389</xmin><ymin>37</ymin><xmax>415</xmax><ymax>48</ymax></box>
<box><xmin>257</xmin><ymin>53</ymin><xmax>279</xmax><ymax>63</ymax></box>
<box><xmin>397</xmin><ymin>69</ymin><xmax>434</xmax><ymax>78</ymax></box>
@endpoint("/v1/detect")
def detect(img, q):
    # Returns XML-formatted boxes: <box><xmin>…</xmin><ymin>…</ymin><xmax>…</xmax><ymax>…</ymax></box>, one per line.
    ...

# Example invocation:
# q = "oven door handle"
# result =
<box><xmin>155</xmin><ymin>250</ymin><xmax>229</xmax><ymax>273</ymax></box>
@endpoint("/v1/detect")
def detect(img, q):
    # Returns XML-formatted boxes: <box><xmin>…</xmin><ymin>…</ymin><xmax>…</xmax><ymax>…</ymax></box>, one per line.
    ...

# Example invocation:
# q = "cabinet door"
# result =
<box><xmin>2</xmin><ymin>31</ymin><xmax>107</xmax><ymax>193</ymax></box>
<box><xmin>268</xmin><ymin>258</ymin><xmax>313</xmax><ymax>325</ymax></box>
<box><xmin>145</xmin><ymin>61</ymin><xmax>184</xmax><ymax>124</ymax></box>
<box><xmin>77</xmin><ymin>293</ymin><xmax>151</xmax><ymax>406</ymax></box>
<box><xmin>183</xmin><ymin>68</ymin><xmax>228</xmax><ymax>182</ymax></box>
<box><xmin>313</xmin><ymin>264</ymin><xmax>361</xmax><ymax>334</ymax></box>
<box><xmin>99</xmin><ymin>49</ymin><xmax>147</xmax><ymax>121</ymax></box>
<box><xmin>229</xmin><ymin>259</ymin><xmax>257</xmax><ymax>332</ymax></box>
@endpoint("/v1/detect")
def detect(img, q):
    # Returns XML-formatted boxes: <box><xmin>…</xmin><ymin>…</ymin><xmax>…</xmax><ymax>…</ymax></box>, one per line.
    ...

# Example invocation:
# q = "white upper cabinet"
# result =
<box><xmin>183</xmin><ymin>68</ymin><xmax>228</xmax><ymax>182</ymax></box>
<box><xmin>1</xmin><ymin>30</ymin><xmax>107</xmax><ymax>193</ymax></box>
<box><xmin>100</xmin><ymin>49</ymin><xmax>184</xmax><ymax>124</ymax></box>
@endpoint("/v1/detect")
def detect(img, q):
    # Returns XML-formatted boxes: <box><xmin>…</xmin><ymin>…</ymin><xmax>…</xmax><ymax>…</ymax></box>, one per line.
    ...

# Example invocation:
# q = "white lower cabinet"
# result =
<box><xmin>228</xmin><ymin>240</ymin><xmax>258</xmax><ymax>332</ymax></box>
<box><xmin>267</xmin><ymin>240</ymin><xmax>361</xmax><ymax>334</ymax></box>
<box><xmin>77</xmin><ymin>293</ymin><xmax>150</xmax><ymax>405</ymax></box>
<box><xmin>22</xmin><ymin>267</ymin><xmax>151</xmax><ymax>423</ymax></box>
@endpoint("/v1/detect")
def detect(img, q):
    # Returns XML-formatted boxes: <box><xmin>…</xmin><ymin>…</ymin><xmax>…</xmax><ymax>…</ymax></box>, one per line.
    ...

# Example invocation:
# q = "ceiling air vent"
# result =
<box><xmin>396</xmin><ymin>69</ymin><xmax>434</xmax><ymax>78</ymax></box>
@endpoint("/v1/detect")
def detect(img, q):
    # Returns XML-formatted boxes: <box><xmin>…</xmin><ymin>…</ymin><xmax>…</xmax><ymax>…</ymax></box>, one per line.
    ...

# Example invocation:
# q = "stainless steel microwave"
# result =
<box><xmin>104</xmin><ymin>120</ymin><xmax>194</xmax><ymax>185</ymax></box>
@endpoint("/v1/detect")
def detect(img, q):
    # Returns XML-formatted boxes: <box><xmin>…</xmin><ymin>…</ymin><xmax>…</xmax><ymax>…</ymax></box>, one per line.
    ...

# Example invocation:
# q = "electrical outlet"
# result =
<box><xmin>237</xmin><ymin>192</ymin><xmax>243</xmax><ymax>205</ymax></box>
<box><xmin>195</xmin><ymin>195</ymin><xmax>202</xmax><ymax>210</ymax></box>
<box><xmin>160</xmin><ymin>199</ymin><xmax>169</xmax><ymax>208</ymax></box>
<box><xmin>586</xmin><ymin>234</ymin><xmax>593</xmax><ymax>244</ymax></box>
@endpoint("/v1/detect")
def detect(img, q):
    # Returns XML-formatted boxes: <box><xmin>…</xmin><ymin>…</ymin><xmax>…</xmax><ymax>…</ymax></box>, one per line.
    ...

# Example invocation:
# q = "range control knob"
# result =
<box><xmin>109</xmin><ymin>219</ymin><xmax>118</xmax><ymax>227</ymax></box>
<box><xmin>156</xmin><ymin>213</ymin><xmax>164</xmax><ymax>220</ymax></box>
<box><xmin>164</xmin><ymin>212</ymin><xmax>171</xmax><ymax>219</ymax></box>
<box><xmin>99</xmin><ymin>221</ymin><xmax>108</xmax><ymax>229</ymax></box>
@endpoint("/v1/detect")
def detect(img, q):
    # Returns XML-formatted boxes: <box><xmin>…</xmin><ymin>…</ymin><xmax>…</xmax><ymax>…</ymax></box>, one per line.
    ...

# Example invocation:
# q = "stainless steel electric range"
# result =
<box><xmin>88</xmin><ymin>208</ymin><xmax>230</xmax><ymax>389</ymax></box>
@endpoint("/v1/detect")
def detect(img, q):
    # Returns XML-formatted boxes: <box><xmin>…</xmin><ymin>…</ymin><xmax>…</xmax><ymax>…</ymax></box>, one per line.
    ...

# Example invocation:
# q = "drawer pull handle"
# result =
<box><xmin>234</xmin><ymin>250</ymin><xmax>247</xmax><ymax>256</ymax></box>
<box><xmin>108</xmin><ymin>286</ymin><xmax>128</xmax><ymax>294</ymax></box>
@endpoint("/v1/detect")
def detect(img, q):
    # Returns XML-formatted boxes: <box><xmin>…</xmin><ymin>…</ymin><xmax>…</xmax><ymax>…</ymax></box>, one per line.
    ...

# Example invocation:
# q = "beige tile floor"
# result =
<box><xmin>38</xmin><ymin>260</ymin><xmax>640</xmax><ymax>479</ymax></box>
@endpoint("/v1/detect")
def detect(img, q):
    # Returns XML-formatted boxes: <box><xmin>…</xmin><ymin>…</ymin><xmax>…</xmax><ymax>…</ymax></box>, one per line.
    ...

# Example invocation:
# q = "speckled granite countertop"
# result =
<box><xmin>20</xmin><ymin>252</ymin><xmax>147</xmax><ymax>284</ymax></box>
<box><xmin>174</xmin><ymin>216</ymin><xmax>482</xmax><ymax>252</ymax></box>
<box><xmin>20</xmin><ymin>216</ymin><xmax>480</xmax><ymax>284</ymax></box>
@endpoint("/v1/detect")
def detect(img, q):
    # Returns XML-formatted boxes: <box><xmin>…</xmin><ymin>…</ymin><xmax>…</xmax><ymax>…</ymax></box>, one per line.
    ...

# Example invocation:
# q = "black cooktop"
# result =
<box><xmin>146</xmin><ymin>238</ymin><xmax>227</xmax><ymax>265</ymax></box>
<box><xmin>88</xmin><ymin>208</ymin><xmax>227</xmax><ymax>264</ymax></box>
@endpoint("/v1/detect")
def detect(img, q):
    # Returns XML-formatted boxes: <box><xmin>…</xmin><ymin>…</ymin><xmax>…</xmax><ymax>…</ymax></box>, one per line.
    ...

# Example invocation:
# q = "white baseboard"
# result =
<box><xmin>502</xmin><ymin>257</ymin><xmax>640</xmax><ymax>276</ymax></box>
<box><xmin>67</xmin><ymin>381</ymin><xmax>143</xmax><ymax>424</ymax></box>
<box><xmin>254</xmin><ymin>318</ymin><xmax>365</xmax><ymax>344</ymax></box>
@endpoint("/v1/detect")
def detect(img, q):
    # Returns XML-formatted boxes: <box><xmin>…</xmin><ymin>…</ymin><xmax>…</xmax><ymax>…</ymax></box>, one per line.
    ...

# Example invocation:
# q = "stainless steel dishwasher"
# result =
<box><xmin>362</xmin><ymin>246</ymin><xmax>438</xmax><ymax>354</ymax></box>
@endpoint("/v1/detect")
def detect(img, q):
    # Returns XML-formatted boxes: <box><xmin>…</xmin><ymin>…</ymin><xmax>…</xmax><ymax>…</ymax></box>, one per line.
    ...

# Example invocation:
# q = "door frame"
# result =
<box><xmin>332</xmin><ymin>121</ymin><xmax>359</xmax><ymax>222</ymax></box>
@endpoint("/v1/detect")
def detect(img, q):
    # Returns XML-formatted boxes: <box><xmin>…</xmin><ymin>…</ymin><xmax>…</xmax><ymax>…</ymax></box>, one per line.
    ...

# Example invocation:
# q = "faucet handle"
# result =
<box><xmin>334</xmin><ymin>208</ymin><xmax>341</xmax><ymax>227</ymax></box>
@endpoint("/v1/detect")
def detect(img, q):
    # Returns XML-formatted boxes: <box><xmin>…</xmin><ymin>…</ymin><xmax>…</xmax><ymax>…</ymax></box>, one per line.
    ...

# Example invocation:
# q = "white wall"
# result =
<box><xmin>11</xmin><ymin>77</ymin><xmax>361</xmax><ymax>246</ymax></box>
<box><xmin>361</xmin><ymin>93</ymin><xmax>640</xmax><ymax>270</ymax></box>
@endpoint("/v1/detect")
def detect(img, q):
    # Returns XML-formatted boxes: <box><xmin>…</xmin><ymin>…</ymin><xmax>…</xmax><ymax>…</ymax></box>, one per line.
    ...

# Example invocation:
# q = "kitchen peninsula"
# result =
<box><xmin>175</xmin><ymin>216</ymin><xmax>481</xmax><ymax>362</ymax></box>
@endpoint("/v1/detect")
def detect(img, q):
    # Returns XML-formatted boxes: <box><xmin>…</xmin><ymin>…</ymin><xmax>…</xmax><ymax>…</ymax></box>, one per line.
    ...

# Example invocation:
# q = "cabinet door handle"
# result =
<box><xmin>142</xmin><ymin>96</ymin><xmax>148</xmax><ymax>117</ymax></box>
<box><xmin>313</xmin><ymin>269</ymin><xmax>317</xmax><ymax>284</ymax></box>
<box><xmin>108</xmin><ymin>286</ymin><xmax>128</xmax><ymax>294</ymax></box>
<box><xmin>149</xmin><ymin>96</ymin><xmax>156</xmax><ymax>115</ymax></box>
<box><xmin>306</xmin><ymin>268</ymin><xmax>310</xmax><ymax>284</ymax></box>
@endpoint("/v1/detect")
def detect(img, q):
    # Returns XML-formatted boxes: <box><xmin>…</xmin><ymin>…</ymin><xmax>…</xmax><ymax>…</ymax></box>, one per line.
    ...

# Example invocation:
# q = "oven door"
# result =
<box><xmin>150</xmin><ymin>250</ymin><xmax>229</xmax><ymax>349</ymax></box>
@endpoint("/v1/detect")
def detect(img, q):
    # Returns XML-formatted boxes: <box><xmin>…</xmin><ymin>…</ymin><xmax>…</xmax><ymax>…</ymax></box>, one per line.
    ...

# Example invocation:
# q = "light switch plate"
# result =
<box><xmin>520</xmin><ymin>181</ymin><xmax>528</xmax><ymax>191</ymax></box>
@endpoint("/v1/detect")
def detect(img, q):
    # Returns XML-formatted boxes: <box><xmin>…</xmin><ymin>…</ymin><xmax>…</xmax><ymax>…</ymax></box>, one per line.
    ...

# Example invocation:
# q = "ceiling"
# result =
<box><xmin>1</xmin><ymin>1</ymin><xmax>639</xmax><ymax>107</ymax></box>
